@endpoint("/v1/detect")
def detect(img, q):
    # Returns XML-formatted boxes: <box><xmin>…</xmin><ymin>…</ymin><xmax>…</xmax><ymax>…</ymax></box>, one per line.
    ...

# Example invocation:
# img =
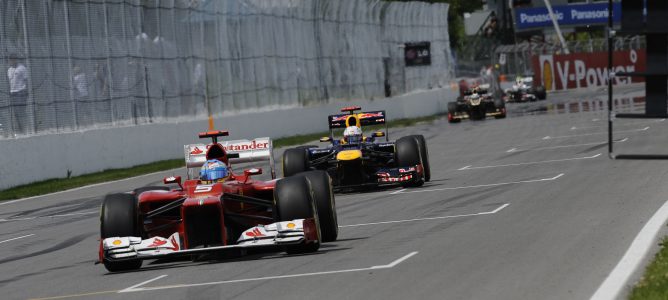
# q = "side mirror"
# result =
<box><xmin>163</xmin><ymin>176</ymin><xmax>182</xmax><ymax>189</ymax></box>
<box><xmin>372</xmin><ymin>131</ymin><xmax>385</xmax><ymax>138</ymax></box>
<box><xmin>244</xmin><ymin>168</ymin><xmax>262</xmax><ymax>176</ymax></box>
<box><xmin>320</xmin><ymin>137</ymin><xmax>332</xmax><ymax>142</ymax></box>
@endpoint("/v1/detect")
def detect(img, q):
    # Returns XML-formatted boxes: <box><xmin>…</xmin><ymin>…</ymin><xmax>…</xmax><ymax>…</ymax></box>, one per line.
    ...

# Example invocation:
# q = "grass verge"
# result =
<box><xmin>628</xmin><ymin>236</ymin><xmax>668</xmax><ymax>300</ymax></box>
<box><xmin>0</xmin><ymin>113</ymin><xmax>446</xmax><ymax>201</ymax></box>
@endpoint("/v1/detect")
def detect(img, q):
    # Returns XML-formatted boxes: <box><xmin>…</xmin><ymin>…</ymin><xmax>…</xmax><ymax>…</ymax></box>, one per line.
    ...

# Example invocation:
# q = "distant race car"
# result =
<box><xmin>98</xmin><ymin>130</ymin><xmax>338</xmax><ymax>272</ymax></box>
<box><xmin>504</xmin><ymin>76</ymin><xmax>546</xmax><ymax>102</ymax></box>
<box><xmin>281</xmin><ymin>106</ymin><xmax>430</xmax><ymax>191</ymax></box>
<box><xmin>448</xmin><ymin>83</ymin><xmax>506</xmax><ymax>123</ymax></box>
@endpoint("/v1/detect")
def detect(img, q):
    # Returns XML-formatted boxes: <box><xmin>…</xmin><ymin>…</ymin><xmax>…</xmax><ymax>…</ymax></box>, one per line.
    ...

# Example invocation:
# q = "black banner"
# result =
<box><xmin>404</xmin><ymin>42</ymin><xmax>431</xmax><ymax>67</ymax></box>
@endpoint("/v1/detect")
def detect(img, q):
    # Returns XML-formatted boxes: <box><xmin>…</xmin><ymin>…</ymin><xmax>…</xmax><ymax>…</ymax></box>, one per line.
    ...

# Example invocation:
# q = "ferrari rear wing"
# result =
<box><xmin>184</xmin><ymin>137</ymin><xmax>276</xmax><ymax>178</ymax></box>
<box><xmin>328</xmin><ymin>110</ymin><xmax>386</xmax><ymax>129</ymax></box>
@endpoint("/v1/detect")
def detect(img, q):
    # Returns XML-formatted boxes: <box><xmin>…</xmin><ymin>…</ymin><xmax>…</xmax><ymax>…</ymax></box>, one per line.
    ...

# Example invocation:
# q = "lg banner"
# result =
<box><xmin>532</xmin><ymin>50</ymin><xmax>645</xmax><ymax>91</ymax></box>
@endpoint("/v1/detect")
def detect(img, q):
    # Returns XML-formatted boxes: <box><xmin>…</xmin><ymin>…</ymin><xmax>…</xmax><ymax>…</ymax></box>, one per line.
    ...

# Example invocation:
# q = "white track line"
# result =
<box><xmin>507</xmin><ymin>139</ymin><xmax>627</xmax><ymax>153</ymax></box>
<box><xmin>394</xmin><ymin>174</ymin><xmax>563</xmax><ymax>195</ymax></box>
<box><xmin>0</xmin><ymin>211</ymin><xmax>98</xmax><ymax>222</ymax></box>
<box><xmin>0</xmin><ymin>234</ymin><xmax>35</xmax><ymax>244</ymax></box>
<box><xmin>0</xmin><ymin>169</ymin><xmax>181</xmax><ymax>206</ymax></box>
<box><xmin>119</xmin><ymin>275</ymin><xmax>169</xmax><ymax>293</ymax></box>
<box><xmin>542</xmin><ymin>127</ymin><xmax>648</xmax><ymax>140</ymax></box>
<box><xmin>458</xmin><ymin>154</ymin><xmax>601</xmax><ymax>171</ymax></box>
<box><xmin>571</xmin><ymin>119</ymin><xmax>664</xmax><ymax>130</ymax></box>
<box><xmin>590</xmin><ymin>199</ymin><xmax>668</xmax><ymax>300</ymax></box>
<box><xmin>120</xmin><ymin>252</ymin><xmax>418</xmax><ymax>293</ymax></box>
<box><xmin>339</xmin><ymin>204</ymin><xmax>509</xmax><ymax>228</ymax></box>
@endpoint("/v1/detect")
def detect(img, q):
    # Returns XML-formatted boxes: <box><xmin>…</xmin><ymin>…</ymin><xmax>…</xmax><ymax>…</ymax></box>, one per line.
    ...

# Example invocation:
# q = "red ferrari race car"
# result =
<box><xmin>98</xmin><ymin>130</ymin><xmax>338</xmax><ymax>272</ymax></box>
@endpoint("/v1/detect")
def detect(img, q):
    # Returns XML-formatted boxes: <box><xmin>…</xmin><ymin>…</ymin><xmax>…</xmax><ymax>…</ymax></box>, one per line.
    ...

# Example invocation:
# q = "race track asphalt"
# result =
<box><xmin>2</xmin><ymin>84</ymin><xmax>668</xmax><ymax>300</ymax></box>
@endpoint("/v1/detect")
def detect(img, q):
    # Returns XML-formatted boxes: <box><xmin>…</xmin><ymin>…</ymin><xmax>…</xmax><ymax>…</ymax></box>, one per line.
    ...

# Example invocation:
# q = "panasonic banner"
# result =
<box><xmin>515</xmin><ymin>3</ymin><xmax>621</xmax><ymax>30</ymax></box>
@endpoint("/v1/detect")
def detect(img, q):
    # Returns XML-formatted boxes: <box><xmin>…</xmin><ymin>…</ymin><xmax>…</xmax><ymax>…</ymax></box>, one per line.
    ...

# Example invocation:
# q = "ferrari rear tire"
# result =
<box><xmin>408</xmin><ymin>135</ymin><xmax>430</xmax><ymax>182</ymax></box>
<box><xmin>274</xmin><ymin>176</ymin><xmax>321</xmax><ymax>254</ymax></box>
<box><xmin>395</xmin><ymin>136</ymin><xmax>424</xmax><ymax>187</ymax></box>
<box><xmin>298</xmin><ymin>171</ymin><xmax>337</xmax><ymax>242</ymax></box>
<box><xmin>100</xmin><ymin>193</ymin><xmax>142</xmax><ymax>272</ymax></box>
<box><xmin>282</xmin><ymin>148</ymin><xmax>309</xmax><ymax>177</ymax></box>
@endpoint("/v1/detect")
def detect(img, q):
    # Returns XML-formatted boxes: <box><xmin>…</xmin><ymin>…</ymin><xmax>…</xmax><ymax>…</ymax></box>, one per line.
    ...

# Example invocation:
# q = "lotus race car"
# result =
<box><xmin>448</xmin><ymin>84</ymin><xmax>506</xmax><ymax>123</ymax></box>
<box><xmin>504</xmin><ymin>76</ymin><xmax>546</xmax><ymax>102</ymax></box>
<box><xmin>98</xmin><ymin>130</ymin><xmax>338</xmax><ymax>272</ymax></box>
<box><xmin>282</xmin><ymin>106</ymin><xmax>431</xmax><ymax>191</ymax></box>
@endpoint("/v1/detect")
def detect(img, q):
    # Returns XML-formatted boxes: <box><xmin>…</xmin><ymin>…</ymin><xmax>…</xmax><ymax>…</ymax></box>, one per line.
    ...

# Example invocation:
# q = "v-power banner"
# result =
<box><xmin>532</xmin><ymin>50</ymin><xmax>645</xmax><ymax>91</ymax></box>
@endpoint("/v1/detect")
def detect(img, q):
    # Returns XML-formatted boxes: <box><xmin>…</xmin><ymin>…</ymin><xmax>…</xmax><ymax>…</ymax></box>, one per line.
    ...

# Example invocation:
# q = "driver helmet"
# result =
<box><xmin>199</xmin><ymin>159</ymin><xmax>230</xmax><ymax>183</ymax></box>
<box><xmin>516</xmin><ymin>76</ymin><xmax>524</xmax><ymax>85</ymax></box>
<box><xmin>343</xmin><ymin>126</ymin><xmax>363</xmax><ymax>144</ymax></box>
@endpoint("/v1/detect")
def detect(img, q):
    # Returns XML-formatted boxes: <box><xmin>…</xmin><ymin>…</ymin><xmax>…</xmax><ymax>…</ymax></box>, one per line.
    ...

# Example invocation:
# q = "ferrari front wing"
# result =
<box><xmin>101</xmin><ymin>219</ymin><xmax>317</xmax><ymax>262</ymax></box>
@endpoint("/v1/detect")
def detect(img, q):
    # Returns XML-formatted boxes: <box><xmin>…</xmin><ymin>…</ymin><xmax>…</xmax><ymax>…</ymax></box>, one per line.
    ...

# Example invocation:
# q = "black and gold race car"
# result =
<box><xmin>282</xmin><ymin>106</ymin><xmax>430</xmax><ymax>191</ymax></box>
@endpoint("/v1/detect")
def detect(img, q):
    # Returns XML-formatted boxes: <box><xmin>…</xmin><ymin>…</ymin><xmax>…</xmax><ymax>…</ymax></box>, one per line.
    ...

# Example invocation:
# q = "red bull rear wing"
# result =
<box><xmin>328</xmin><ymin>110</ymin><xmax>386</xmax><ymax>129</ymax></box>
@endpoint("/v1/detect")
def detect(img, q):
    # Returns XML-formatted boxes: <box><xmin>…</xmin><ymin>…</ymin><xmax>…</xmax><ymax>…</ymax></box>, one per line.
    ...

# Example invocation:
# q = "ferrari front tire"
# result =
<box><xmin>274</xmin><ymin>177</ymin><xmax>321</xmax><ymax>254</ymax></box>
<box><xmin>299</xmin><ymin>171</ymin><xmax>338</xmax><ymax>242</ymax></box>
<box><xmin>100</xmin><ymin>193</ymin><xmax>142</xmax><ymax>272</ymax></box>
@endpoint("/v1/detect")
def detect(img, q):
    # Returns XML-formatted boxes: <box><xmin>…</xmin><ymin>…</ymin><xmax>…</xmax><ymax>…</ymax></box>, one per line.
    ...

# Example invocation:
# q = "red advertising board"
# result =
<box><xmin>531</xmin><ymin>50</ymin><xmax>645</xmax><ymax>91</ymax></box>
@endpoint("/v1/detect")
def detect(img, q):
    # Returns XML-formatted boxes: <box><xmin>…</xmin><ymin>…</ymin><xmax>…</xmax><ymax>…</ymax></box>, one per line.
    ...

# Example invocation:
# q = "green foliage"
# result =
<box><xmin>384</xmin><ymin>0</ymin><xmax>484</xmax><ymax>51</ymax></box>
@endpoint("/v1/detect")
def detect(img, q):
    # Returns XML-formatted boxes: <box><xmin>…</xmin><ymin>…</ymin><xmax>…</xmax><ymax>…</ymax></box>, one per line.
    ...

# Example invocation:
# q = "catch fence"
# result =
<box><xmin>0</xmin><ymin>0</ymin><xmax>453</xmax><ymax>138</ymax></box>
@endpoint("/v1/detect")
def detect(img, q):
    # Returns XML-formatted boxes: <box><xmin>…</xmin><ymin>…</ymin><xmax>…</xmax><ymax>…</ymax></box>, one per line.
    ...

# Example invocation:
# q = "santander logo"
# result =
<box><xmin>223</xmin><ymin>141</ymin><xmax>269</xmax><ymax>151</ymax></box>
<box><xmin>190</xmin><ymin>147</ymin><xmax>204</xmax><ymax>155</ymax></box>
<box><xmin>245</xmin><ymin>228</ymin><xmax>265</xmax><ymax>237</ymax></box>
<box><xmin>148</xmin><ymin>238</ymin><xmax>168</xmax><ymax>248</ymax></box>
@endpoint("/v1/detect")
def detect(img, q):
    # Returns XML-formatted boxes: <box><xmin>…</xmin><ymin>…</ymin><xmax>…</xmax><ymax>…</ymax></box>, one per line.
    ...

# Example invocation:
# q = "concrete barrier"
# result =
<box><xmin>0</xmin><ymin>87</ymin><xmax>457</xmax><ymax>190</ymax></box>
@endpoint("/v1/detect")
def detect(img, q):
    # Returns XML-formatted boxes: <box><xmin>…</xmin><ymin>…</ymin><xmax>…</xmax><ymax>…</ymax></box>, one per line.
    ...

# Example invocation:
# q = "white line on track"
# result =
<box><xmin>0</xmin><ymin>211</ymin><xmax>98</xmax><ymax>222</ymax></box>
<box><xmin>120</xmin><ymin>252</ymin><xmax>419</xmax><ymax>293</ymax></box>
<box><xmin>458</xmin><ymin>154</ymin><xmax>600</xmax><ymax>171</ymax></box>
<box><xmin>389</xmin><ymin>188</ymin><xmax>406</xmax><ymax>195</ymax></box>
<box><xmin>543</xmin><ymin>126</ymin><xmax>649</xmax><ymax>140</ymax></box>
<box><xmin>339</xmin><ymin>204</ymin><xmax>509</xmax><ymax>228</ymax></box>
<box><xmin>571</xmin><ymin>119</ymin><xmax>664</xmax><ymax>130</ymax></box>
<box><xmin>590</xmin><ymin>199</ymin><xmax>668</xmax><ymax>300</ymax></box>
<box><xmin>506</xmin><ymin>139</ymin><xmax>627</xmax><ymax>153</ymax></box>
<box><xmin>392</xmin><ymin>174</ymin><xmax>563</xmax><ymax>195</ymax></box>
<box><xmin>0</xmin><ymin>234</ymin><xmax>35</xmax><ymax>244</ymax></box>
<box><xmin>119</xmin><ymin>275</ymin><xmax>169</xmax><ymax>293</ymax></box>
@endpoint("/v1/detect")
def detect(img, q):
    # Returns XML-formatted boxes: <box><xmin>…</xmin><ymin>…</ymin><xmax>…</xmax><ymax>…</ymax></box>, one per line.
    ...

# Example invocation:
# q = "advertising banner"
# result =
<box><xmin>532</xmin><ymin>50</ymin><xmax>645</xmax><ymax>91</ymax></box>
<box><xmin>404</xmin><ymin>42</ymin><xmax>432</xmax><ymax>67</ymax></box>
<box><xmin>515</xmin><ymin>2</ymin><xmax>621</xmax><ymax>30</ymax></box>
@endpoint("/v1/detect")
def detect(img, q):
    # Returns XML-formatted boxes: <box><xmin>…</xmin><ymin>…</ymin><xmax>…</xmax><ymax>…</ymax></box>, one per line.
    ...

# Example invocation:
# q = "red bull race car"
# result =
<box><xmin>281</xmin><ymin>106</ymin><xmax>430</xmax><ymax>192</ymax></box>
<box><xmin>98</xmin><ymin>130</ymin><xmax>338</xmax><ymax>272</ymax></box>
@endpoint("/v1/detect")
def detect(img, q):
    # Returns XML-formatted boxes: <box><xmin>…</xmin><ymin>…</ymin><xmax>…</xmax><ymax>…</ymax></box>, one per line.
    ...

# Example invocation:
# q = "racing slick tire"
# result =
<box><xmin>395</xmin><ymin>136</ymin><xmax>425</xmax><ymax>187</ymax></box>
<box><xmin>133</xmin><ymin>186</ymin><xmax>170</xmax><ymax>197</ymax></box>
<box><xmin>100</xmin><ymin>193</ymin><xmax>142</xmax><ymax>272</ymax></box>
<box><xmin>274</xmin><ymin>176</ymin><xmax>321</xmax><ymax>254</ymax></box>
<box><xmin>298</xmin><ymin>171</ymin><xmax>338</xmax><ymax>242</ymax></box>
<box><xmin>494</xmin><ymin>99</ymin><xmax>506</xmax><ymax>119</ymax></box>
<box><xmin>447</xmin><ymin>102</ymin><xmax>460</xmax><ymax>123</ymax></box>
<box><xmin>535</xmin><ymin>86</ymin><xmax>547</xmax><ymax>100</ymax></box>
<box><xmin>282</xmin><ymin>148</ymin><xmax>310</xmax><ymax>177</ymax></box>
<box><xmin>407</xmin><ymin>135</ymin><xmax>431</xmax><ymax>182</ymax></box>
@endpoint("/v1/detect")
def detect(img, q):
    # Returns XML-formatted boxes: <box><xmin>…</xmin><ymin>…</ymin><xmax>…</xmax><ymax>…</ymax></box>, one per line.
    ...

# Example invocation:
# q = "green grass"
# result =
<box><xmin>0</xmin><ymin>159</ymin><xmax>185</xmax><ymax>201</ymax></box>
<box><xmin>0</xmin><ymin>113</ymin><xmax>446</xmax><ymax>201</ymax></box>
<box><xmin>629</xmin><ymin>236</ymin><xmax>668</xmax><ymax>300</ymax></box>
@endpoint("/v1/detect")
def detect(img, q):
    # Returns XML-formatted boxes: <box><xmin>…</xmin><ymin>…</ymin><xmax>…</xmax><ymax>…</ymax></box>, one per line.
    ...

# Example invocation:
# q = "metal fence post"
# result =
<box><xmin>102</xmin><ymin>0</ymin><xmax>115</xmax><ymax>125</ymax></box>
<box><xmin>20</xmin><ymin>0</ymin><xmax>35</xmax><ymax>135</ymax></box>
<box><xmin>63</xmin><ymin>0</ymin><xmax>79</xmax><ymax>130</ymax></box>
